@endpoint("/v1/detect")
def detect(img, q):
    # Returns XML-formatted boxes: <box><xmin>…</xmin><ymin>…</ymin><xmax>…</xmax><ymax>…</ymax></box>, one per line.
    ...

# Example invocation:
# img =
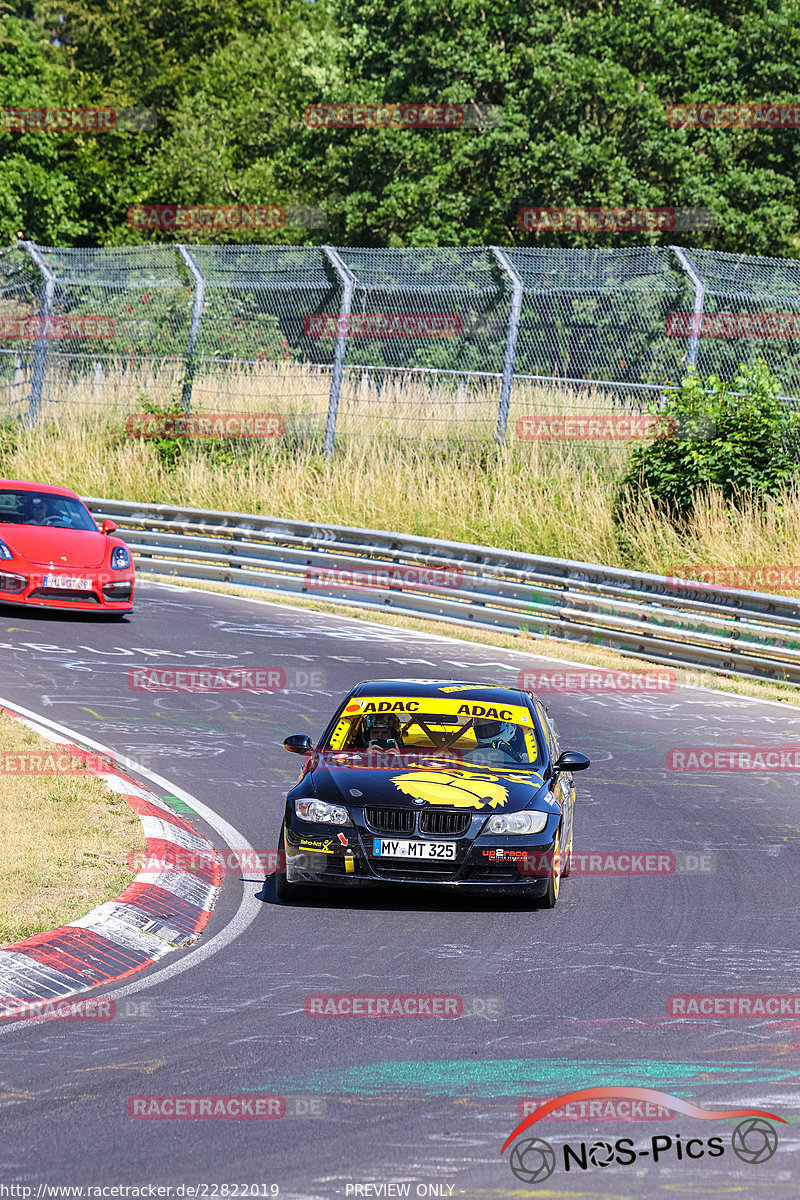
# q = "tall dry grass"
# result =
<box><xmin>2</xmin><ymin>360</ymin><xmax>800</xmax><ymax>584</ymax></box>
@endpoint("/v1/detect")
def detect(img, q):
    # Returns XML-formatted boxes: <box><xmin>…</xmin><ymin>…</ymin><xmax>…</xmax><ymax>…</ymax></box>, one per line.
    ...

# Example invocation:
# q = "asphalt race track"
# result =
<box><xmin>0</xmin><ymin>580</ymin><xmax>798</xmax><ymax>1197</ymax></box>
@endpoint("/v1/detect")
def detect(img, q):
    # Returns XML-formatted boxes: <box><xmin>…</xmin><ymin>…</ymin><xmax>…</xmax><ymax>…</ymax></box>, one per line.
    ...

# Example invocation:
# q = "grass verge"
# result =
<box><xmin>6</xmin><ymin>371</ymin><xmax>800</xmax><ymax>588</ymax></box>
<box><xmin>0</xmin><ymin>710</ymin><xmax>144</xmax><ymax>945</ymax></box>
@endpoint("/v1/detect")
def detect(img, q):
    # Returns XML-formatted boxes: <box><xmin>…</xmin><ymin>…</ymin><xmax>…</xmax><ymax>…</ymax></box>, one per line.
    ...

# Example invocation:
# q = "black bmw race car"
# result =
<box><xmin>276</xmin><ymin>679</ymin><xmax>590</xmax><ymax>906</ymax></box>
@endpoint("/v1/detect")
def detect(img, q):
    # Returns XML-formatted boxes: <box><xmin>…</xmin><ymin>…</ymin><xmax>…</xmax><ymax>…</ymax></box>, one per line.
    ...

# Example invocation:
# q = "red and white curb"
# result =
<box><xmin>0</xmin><ymin>706</ymin><xmax>221</xmax><ymax>1017</ymax></box>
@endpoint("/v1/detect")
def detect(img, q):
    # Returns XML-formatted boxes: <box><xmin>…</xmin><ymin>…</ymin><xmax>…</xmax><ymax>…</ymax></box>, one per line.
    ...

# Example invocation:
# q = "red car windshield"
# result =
<box><xmin>0</xmin><ymin>489</ymin><xmax>97</xmax><ymax>531</ymax></box>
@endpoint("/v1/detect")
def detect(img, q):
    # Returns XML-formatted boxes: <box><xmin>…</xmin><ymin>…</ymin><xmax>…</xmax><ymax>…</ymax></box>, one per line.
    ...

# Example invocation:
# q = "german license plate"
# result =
<box><xmin>373</xmin><ymin>838</ymin><xmax>456</xmax><ymax>860</ymax></box>
<box><xmin>43</xmin><ymin>575</ymin><xmax>91</xmax><ymax>589</ymax></box>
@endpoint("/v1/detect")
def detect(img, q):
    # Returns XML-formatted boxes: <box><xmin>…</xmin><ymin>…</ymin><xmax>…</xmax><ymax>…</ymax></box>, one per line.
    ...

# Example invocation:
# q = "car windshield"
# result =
<box><xmin>324</xmin><ymin>696</ymin><xmax>543</xmax><ymax>768</ymax></box>
<box><xmin>0</xmin><ymin>489</ymin><xmax>97</xmax><ymax>531</ymax></box>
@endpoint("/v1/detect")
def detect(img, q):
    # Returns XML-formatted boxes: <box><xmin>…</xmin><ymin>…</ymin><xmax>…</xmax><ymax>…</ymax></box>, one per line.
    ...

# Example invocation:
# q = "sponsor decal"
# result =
<box><xmin>481</xmin><ymin>848</ymin><xmax>529</xmax><ymax>861</ymax></box>
<box><xmin>392</xmin><ymin>769</ymin><xmax>510</xmax><ymax>809</ymax></box>
<box><xmin>298</xmin><ymin>838</ymin><xmax>336</xmax><ymax>854</ymax></box>
<box><xmin>341</xmin><ymin>697</ymin><xmax>530</xmax><ymax>722</ymax></box>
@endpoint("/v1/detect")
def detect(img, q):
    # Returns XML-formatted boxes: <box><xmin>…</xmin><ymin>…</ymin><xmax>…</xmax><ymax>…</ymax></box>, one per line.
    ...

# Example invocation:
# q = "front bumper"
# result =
<box><xmin>283</xmin><ymin>819</ymin><xmax>558</xmax><ymax>895</ymax></box>
<box><xmin>0</xmin><ymin>569</ymin><xmax>135</xmax><ymax>612</ymax></box>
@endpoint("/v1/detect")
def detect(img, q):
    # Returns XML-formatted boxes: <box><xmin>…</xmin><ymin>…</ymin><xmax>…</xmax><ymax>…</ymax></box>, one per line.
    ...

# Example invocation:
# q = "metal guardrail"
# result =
<box><xmin>84</xmin><ymin>497</ymin><xmax>800</xmax><ymax>687</ymax></box>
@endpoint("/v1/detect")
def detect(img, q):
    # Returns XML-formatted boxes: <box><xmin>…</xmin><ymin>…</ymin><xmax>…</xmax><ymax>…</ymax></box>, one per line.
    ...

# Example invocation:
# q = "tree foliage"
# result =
<box><xmin>2</xmin><ymin>0</ymin><xmax>800</xmax><ymax>251</ymax></box>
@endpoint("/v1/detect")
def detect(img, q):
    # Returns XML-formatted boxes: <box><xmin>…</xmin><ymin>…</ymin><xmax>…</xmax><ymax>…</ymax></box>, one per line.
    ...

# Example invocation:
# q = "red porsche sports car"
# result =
<box><xmin>0</xmin><ymin>481</ymin><xmax>134</xmax><ymax>615</ymax></box>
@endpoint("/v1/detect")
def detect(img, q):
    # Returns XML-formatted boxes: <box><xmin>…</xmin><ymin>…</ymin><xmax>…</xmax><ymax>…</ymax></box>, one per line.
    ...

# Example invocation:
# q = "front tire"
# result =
<box><xmin>275</xmin><ymin>826</ymin><xmax>308</xmax><ymax>902</ymax></box>
<box><xmin>538</xmin><ymin>827</ymin><xmax>562</xmax><ymax>909</ymax></box>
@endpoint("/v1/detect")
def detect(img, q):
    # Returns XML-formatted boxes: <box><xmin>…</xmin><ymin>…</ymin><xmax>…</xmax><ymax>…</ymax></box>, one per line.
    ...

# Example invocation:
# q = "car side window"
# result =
<box><xmin>534</xmin><ymin>699</ymin><xmax>559</xmax><ymax>762</ymax></box>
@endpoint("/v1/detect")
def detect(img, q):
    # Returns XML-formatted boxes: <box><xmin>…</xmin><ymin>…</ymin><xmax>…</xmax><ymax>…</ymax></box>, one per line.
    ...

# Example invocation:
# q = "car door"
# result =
<box><xmin>535</xmin><ymin>699</ymin><xmax>574</xmax><ymax>852</ymax></box>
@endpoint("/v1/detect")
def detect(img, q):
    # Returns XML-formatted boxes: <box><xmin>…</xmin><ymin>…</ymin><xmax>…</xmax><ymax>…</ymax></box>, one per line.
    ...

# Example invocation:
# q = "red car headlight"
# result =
<box><xmin>0</xmin><ymin>572</ymin><xmax>27</xmax><ymax>594</ymax></box>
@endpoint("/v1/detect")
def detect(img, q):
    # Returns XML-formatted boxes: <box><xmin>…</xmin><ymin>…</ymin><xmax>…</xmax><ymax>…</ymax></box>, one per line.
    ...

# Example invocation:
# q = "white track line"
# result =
<box><xmin>145</xmin><ymin>578</ymin><xmax>797</xmax><ymax>712</ymax></box>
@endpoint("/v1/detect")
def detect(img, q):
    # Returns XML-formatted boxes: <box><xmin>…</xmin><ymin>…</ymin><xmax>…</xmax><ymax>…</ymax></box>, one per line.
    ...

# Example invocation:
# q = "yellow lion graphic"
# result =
<box><xmin>391</xmin><ymin>769</ymin><xmax>509</xmax><ymax>809</ymax></box>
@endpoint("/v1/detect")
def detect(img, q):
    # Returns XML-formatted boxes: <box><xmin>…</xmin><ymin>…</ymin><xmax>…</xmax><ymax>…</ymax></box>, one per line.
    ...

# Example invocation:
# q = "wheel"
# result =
<box><xmin>274</xmin><ymin>825</ymin><xmax>308</xmax><ymax>902</ymax></box>
<box><xmin>537</xmin><ymin>826</ymin><xmax>562</xmax><ymax>909</ymax></box>
<box><xmin>561</xmin><ymin>825</ymin><xmax>573</xmax><ymax>878</ymax></box>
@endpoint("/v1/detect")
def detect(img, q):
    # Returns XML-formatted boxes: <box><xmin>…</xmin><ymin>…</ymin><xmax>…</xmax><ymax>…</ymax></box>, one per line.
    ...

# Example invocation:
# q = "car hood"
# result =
<box><xmin>0</xmin><ymin>525</ymin><xmax>107</xmax><ymax>569</ymax></box>
<box><xmin>296</xmin><ymin>756</ymin><xmax>548</xmax><ymax>813</ymax></box>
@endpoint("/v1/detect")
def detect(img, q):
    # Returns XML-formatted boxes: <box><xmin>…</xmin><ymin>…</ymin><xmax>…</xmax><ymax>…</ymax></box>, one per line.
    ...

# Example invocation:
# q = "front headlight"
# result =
<box><xmin>485</xmin><ymin>810</ymin><xmax>550</xmax><ymax>835</ymax></box>
<box><xmin>0</xmin><ymin>538</ymin><xmax>14</xmax><ymax>560</ymax></box>
<box><xmin>295</xmin><ymin>799</ymin><xmax>351</xmax><ymax>825</ymax></box>
<box><xmin>110</xmin><ymin>545</ymin><xmax>131</xmax><ymax>570</ymax></box>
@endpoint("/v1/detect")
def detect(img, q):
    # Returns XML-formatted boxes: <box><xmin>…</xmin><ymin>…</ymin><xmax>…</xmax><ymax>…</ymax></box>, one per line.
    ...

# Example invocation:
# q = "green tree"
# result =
<box><xmin>616</xmin><ymin>360</ymin><xmax>800</xmax><ymax>515</ymax></box>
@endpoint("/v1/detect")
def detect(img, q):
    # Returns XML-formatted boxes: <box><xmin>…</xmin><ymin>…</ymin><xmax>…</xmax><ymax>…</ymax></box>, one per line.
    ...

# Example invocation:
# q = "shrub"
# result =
<box><xmin>616</xmin><ymin>361</ymin><xmax>800</xmax><ymax>517</ymax></box>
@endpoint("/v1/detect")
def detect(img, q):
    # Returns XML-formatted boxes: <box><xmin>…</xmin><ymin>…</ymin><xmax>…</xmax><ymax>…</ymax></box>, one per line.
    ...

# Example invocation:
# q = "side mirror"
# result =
<box><xmin>554</xmin><ymin>751</ymin><xmax>590</xmax><ymax>772</ymax></box>
<box><xmin>101</xmin><ymin>519</ymin><xmax>117</xmax><ymax>534</ymax></box>
<box><xmin>284</xmin><ymin>734</ymin><xmax>313</xmax><ymax>755</ymax></box>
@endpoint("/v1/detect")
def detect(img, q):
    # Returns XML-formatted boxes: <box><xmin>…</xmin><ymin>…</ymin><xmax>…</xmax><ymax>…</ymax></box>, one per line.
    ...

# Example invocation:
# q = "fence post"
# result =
<box><xmin>491</xmin><ymin>247</ymin><xmax>524</xmax><ymax>446</ymax></box>
<box><xmin>322</xmin><ymin>245</ymin><xmax>356</xmax><ymax>459</ymax></box>
<box><xmin>19</xmin><ymin>241</ymin><xmax>55</xmax><ymax>426</ymax></box>
<box><xmin>671</xmin><ymin>246</ymin><xmax>705</xmax><ymax>373</ymax></box>
<box><xmin>177</xmin><ymin>245</ymin><xmax>205</xmax><ymax>414</ymax></box>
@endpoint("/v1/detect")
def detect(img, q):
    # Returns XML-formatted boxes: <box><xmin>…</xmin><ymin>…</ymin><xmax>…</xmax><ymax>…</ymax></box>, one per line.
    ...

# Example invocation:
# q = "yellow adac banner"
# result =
<box><xmin>342</xmin><ymin>696</ymin><xmax>533</xmax><ymax>724</ymax></box>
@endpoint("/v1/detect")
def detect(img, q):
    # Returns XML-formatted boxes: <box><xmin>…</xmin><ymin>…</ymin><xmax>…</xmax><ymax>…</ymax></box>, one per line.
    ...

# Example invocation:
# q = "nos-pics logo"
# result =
<box><xmin>502</xmin><ymin>1087</ymin><xmax>783</xmax><ymax>1183</ymax></box>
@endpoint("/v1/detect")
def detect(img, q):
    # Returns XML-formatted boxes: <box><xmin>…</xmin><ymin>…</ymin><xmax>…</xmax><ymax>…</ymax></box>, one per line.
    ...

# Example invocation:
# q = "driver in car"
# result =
<box><xmin>361</xmin><ymin>714</ymin><xmax>404</xmax><ymax>751</ymax></box>
<box><xmin>463</xmin><ymin>717</ymin><xmax>526</xmax><ymax>764</ymax></box>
